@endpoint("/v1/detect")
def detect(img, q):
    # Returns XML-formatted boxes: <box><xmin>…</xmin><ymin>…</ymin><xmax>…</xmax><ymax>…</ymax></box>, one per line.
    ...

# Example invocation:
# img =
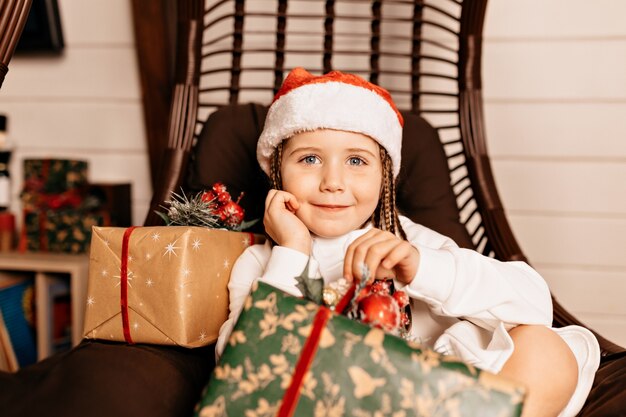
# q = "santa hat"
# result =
<box><xmin>257</xmin><ymin>67</ymin><xmax>404</xmax><ymax>178</ymax></box>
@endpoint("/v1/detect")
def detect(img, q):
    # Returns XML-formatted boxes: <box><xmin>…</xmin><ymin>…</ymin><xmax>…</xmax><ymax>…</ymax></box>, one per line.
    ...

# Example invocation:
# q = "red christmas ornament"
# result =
<box><xmin>392</xmin><ymin>290</ymin><xmax>409</xmax><ymax>309</ymax></box>
<box><xmin>357</xmin><ymin>293</ymin><xmax>400</xmax><ymax>332</ymax></box>
<box><xmin>212</xmin><ymin>183</ymin><xmax>228</xmax><ymax>194</ymax></box>
<box><xmin>217</xmin><ymin>191</ymin><xmax>231</xmax><ymax>204</ymax></box>
<box><xmin>201</xmin><ymin>190</ymin><xmax>216</xmax><ymax>203</ymax></box>
<box><xmin>370</xmin><ymin>280</ymin><xmax>392</xmax><ymax>294</ymax></box>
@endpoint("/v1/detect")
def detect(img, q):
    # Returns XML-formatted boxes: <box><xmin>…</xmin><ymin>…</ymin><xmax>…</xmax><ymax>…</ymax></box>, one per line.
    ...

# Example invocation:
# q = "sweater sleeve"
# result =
<box><xmin>215</xmin><ymin>243</ymin><xmax>319</xmax><ymax>358</ymax></box>
<box><xmin>399</xmin><ymin>216</ymin><xmax>553</xmax><ymax>331</ymax></box>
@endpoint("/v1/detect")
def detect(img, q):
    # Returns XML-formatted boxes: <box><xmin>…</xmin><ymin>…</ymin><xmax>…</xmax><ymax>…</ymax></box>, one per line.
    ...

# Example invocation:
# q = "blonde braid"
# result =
<box><xmin>376</xmin><ymin>146</ymin><xmax>406</xmax><ymax>239</ymax></box>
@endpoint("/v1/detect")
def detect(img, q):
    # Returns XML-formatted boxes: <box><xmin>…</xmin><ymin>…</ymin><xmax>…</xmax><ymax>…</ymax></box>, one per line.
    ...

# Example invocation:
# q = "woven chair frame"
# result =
<box><xmin>0</xmin><ymin>0</ymin><xmax>32</xmax><ymax>89</ymax></box>
<box><xmin>144</xmin><ymin>0</ymin><xmax>623</xmax><ymax>357</ymax></box>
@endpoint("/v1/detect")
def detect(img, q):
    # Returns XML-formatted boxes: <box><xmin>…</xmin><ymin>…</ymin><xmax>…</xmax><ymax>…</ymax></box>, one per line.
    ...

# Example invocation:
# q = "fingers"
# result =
<box><xmin>265</xmin><ymin>189</ymin><xmax>300</xmax><ymax>213</ymax></box>
<box><xmin>344</xmin><ymin>229</ymin><xmax>411</xmax><ymax>283</ymax></box>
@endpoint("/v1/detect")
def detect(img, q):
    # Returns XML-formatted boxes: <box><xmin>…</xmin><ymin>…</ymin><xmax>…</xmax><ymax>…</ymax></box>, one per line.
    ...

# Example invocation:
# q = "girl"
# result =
<box><xmin>216</xmin><ymin>67</ymin><xmax>600</xmax><ymax>417</ymax></box>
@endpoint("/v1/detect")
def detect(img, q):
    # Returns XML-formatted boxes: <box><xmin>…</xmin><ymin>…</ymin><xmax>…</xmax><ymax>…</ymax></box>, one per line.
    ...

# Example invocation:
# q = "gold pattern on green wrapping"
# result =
<box><xmin>313</xmin><ymin>373</ymin><xmax>346</xmax><ymax>417</ymax></box>
<box><xmin>197</xmin><ymin>395</ymin><xmax>226</xmax><ymax>417</ymax></box>
<box><xmin>411</xmin><ymin>349</ymin><xmax>441</xmax><ymax>374</ymax></box>
<box><xmin>298</xmin><ymin>322</ymin><xmax>335</xmax><ymax>348</ymax></box>
<box><xmin>364</xmin><ymin>329</ymin><xmax>397</xmax><ymax>375</ymax></box>
<box><xmin>399</xmin><ymin>378</ymin><xmax>435</xmax><ymax>415</ymax></box>
<box><xmin>228</xmin><ymin>330</ymin><xmax>247</xmax><ymax>347</ymax></box>
<box><xmin>353</xmin><ymin>393</ymin><xmax>406</xmax><ymax>417</ymax></box>
<box><xmin>214</xmin><ymin>363</ymin><xmax>243</xmax><ymax>384</ymax></box>
<box><xmin>233</xmin><ymin>358</ymin><xmax>276</xmax><ymax>400</ymax></box>
<box><xmin>281</xmin><ymin>333</ymin><xmax>302</xmax><ymax>355</ymax></box>
<box><xmin>256</xmin><ymin>293</ymin><xmax>312</xmax><ymax>339</ymax></box>
<box><xmin>343</xmin><ymin>332</ymin><xmax>363</xmax><ymax>357</ymax></box>
<box><xmin>243</xmin><ymin>398</ymin><xmax>281</xmax><ymax>417</ymax></box>
<box><xmin>348</xmin><ymin>366</ymin><xmax>386</xmax><ymax>398</ymax></box>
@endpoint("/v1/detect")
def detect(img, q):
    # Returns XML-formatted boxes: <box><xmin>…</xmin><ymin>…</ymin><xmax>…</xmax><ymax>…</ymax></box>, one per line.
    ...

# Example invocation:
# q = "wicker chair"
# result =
<box><xmin>0</xmin><ymin>0</ymin><xmax>31</xmax><ymax>90</ymax></box>
<box><xmin>143</xmin><ymin>0</ymin><xmax>625</xmax><ymax>414</ymax></box>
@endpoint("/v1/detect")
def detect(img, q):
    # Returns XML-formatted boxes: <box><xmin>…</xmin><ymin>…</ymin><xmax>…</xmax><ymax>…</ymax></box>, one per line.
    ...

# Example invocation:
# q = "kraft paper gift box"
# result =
<box><xmin>83</xmin><ymin>226</ymin><xmax>261</xmax><ymax>347</ymax></box>
<box><xmin>195</xmin><ymin>281</ymin><xmax>526</xmax><ymax>417</ymax></box>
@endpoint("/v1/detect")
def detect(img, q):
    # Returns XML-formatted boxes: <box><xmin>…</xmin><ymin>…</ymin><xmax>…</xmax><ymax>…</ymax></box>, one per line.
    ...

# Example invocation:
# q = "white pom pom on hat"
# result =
<box><xmin>257</xmin><ymin>67</ymin><xmax>404</xmax><ymax>178</ymax></box>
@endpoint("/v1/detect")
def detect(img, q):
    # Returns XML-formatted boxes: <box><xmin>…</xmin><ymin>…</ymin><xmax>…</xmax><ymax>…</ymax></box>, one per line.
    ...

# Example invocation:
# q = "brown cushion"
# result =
<box><xmin>0</xmin><ymin>340</ymin><xmax>215</xmax><ymax>417</ymax></box>
<box><xmin>577</xmin><ymin>352</ymin><xmax>626</xmax><ymax>417</ymax></box>
<box><xmin>187</xmin><ymin>103</ymin><xmax>473</xmax><ymax>248</ymax></box>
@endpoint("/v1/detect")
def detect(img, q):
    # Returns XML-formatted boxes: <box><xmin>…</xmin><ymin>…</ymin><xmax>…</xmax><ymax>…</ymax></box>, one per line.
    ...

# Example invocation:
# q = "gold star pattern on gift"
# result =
<box><xmin>163</xmin><ymin>241</ymin><xmax>180</xmax><ymax>258</ymax></box>
<box><xmin>113</xmin><ymin>270</ymin><xmax>136</xmax><ymax>288</ymax></box>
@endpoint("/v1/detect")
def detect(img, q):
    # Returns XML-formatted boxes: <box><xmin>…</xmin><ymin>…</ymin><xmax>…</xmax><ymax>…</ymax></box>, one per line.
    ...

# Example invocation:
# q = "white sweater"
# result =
<box><xmin>216</xmin><ymin>216</ymin><xmax>600</xmax><ymax>417</ymax></box>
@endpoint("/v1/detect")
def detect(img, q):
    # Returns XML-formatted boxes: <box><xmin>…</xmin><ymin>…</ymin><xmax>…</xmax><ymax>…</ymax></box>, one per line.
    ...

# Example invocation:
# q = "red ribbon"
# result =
<box><xmin>278</xmin><ymin>306</ymin><xmax>332</xmax><ymax>417</ymax></box>
<box><xmin>277</xmin><ymin>282</ymin><xmax>357</xmax><ymax>416</ymax></box>
<box><xmin>120</xmin><ymin>226</ymin><xmax>137</xmax><ymax>343</ymax></box>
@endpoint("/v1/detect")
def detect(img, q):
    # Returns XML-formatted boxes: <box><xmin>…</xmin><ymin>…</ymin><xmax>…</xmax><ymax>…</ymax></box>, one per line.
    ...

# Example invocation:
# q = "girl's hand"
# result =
<box><xmin>264</xmin><ymin>189</ymin><xmax>311</xmax><ymax>255</ymax></box>
<box><xmin>343</xmin><ymin>228</ymin><xmax>420</xmax><ymax>286</ymax></box>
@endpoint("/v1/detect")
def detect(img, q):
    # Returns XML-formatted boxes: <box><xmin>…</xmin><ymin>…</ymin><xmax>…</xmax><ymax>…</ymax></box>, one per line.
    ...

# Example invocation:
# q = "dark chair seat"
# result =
<box><xmin>0</xmin><ymin>340</ymin><xmax>215</xmax><ymax>417</ymax></box>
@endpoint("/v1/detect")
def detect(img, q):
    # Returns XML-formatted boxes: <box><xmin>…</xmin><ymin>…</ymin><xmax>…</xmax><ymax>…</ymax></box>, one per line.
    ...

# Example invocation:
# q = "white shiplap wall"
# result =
<box><xmin>0</xmin><ymin>0</ymin><xmax>150</xmax><ymax>226</ymax></box>
<box><xmin>483</xmin><ymin>0</ymin><xmax>626</xmax><ymax>346</ymax></box>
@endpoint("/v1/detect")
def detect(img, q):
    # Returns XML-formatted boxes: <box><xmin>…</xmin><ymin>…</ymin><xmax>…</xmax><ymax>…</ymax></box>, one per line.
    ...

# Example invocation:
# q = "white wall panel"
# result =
<box><xmin>492</xmin><ymin>160</ymin><xmax>626</xmax><ymax>214</ymax></box>
<box><xmin>483</xmin><ymin>40</ymin><xmax>626</xmax><ymax>100</ymax></box>
<box><xmin>0</xmin><ymin>102</ymin><xmax>145</xmax><ymax>151</ymax></box>
<box><xmin>485</xmin><ymin>0</ymin><xmax>626</xmax><ymax>38</ymax></box>
<box><xmin>484</xmin><ymin>102</ymin><xmax>626</xmax><ymax>158</ymax></box>
<box><xmin>59</xmin><ymin>0</ymin><xmax>134</xmax><ymax>45</ymax></box>
<box><xmin>508</xmin><ymin>215</ymin><xmax>626</xmax><ymax>268</ymax></box>
<box><xmin>2</xmin><ymin>48</ymin><xmax>140</xmax><ymax>99</ymax></box>
<box><xmin>538</xmin><ymin>266</ymin><xmax>626</xmax><ymax>315</ymax></box>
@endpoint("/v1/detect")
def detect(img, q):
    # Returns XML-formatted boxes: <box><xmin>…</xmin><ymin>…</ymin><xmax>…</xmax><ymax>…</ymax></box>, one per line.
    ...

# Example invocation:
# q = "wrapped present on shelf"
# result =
<box><xmin>195</xmin><ymin>281</ymin><xmax>526</xmax><ymax>417</ymax></box>
<box><xmin>83</xmin><ymin>226</ymin><xmax>263</xmax><ymax>348</ymax></box>
<box><xmin>20</xmin><ymin>208</ymin><xmax>108</xmax><ymax>254</ymax></box>
<box><xmin>18</xmin><ymin>160</ymin><xmax>126</xmax><ymax>254</ymax></box>
<box><xmin>22</xmin><ymin>159</ymin><xmax>88</xmax><ymax>196</ymax></box>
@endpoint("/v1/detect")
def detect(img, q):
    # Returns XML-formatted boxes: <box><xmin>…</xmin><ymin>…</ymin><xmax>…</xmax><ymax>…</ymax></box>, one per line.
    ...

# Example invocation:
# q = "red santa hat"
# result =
<box><xmin>257</xmin><ymin>67</ymin><xmax>404</xmax><ymax>178</ymax></box>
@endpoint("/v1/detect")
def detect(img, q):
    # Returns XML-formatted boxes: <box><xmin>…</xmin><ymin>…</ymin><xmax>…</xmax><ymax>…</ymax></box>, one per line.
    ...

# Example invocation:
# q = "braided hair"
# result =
<box><xmin>268</xmin><ymin>142</ymin><xmax>406</xmax><ymax>239</ymax></box>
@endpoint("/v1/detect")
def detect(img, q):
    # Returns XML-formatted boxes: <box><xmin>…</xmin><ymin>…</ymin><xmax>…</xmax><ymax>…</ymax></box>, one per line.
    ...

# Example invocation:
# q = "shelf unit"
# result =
<box><xmin>0</xmin><ymin>252</ymin><xmax>89</xmax><ymax>360</ymax></box>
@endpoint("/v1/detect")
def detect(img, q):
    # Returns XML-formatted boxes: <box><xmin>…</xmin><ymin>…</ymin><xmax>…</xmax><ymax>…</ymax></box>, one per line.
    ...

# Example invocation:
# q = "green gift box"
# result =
<box><xmin>195</xmin><ymin>281</ymin><xmax>526</xmax><ymax>417</ymax></box>
<box><xmin>22</xmin><ymin>159</ymin><xmax>88</xmax><ymax>195</ymax></box>
<box><xmin>20</xmin><ymin>208</ymin><xmax>107</xmax><ymax>253</ymax></box>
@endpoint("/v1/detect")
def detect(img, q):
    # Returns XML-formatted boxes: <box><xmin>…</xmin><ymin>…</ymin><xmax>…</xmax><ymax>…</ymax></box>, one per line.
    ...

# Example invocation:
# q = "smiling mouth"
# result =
<box><xmin>313</xmin><ymin>204</ymin><xmax>350</xmax><ymax>211</ymax></box>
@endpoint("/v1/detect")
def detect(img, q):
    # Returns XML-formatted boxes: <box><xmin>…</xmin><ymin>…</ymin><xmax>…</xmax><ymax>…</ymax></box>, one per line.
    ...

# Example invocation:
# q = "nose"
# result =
<box><xmin>320</xmin><ymin>162</ymin><xmax>344</xmax><ymax>192</ymax></box>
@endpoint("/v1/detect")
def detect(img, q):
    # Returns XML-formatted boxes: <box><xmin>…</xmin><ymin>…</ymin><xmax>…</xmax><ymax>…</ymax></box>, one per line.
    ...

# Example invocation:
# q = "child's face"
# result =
<box><xmin>280</xmin><ymin>129</ymin><xmax>383</xmax><ymax>238</ymax></box>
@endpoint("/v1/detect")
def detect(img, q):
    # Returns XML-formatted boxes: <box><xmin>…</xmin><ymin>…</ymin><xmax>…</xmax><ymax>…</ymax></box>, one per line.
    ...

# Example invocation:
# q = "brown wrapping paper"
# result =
<box><xmin>83</xmin><ymin>226</ymin><xmax>262</xmax><ymax>347</ymax></box>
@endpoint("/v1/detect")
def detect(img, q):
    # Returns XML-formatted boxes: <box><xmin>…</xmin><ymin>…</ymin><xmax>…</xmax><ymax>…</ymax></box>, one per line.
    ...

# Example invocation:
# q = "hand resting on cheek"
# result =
<box><xmin>263</xmin><ymin>189</ymin><xmax>312</xmax><ymax>255</ymax></box>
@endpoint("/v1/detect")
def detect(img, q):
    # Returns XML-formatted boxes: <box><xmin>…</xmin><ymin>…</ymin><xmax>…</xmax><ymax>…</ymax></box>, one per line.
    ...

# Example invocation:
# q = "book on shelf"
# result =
<box><xmin>0</xmin><ymin>309</ymin><xmax>19</xmax><ymax>372</ymax></box>
<box><xmin>0</xmin><ymin>276</ymin><xmax>37</xmax><ymax>369</ymax></box>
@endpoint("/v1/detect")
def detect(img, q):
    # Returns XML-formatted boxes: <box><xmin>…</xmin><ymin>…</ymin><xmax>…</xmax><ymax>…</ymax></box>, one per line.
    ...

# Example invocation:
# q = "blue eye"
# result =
<box><xmin>301</xmin><ymin>155</ymin><xmax>319</xmax><ymax>164</ymax></box>
<box><xmin>348</xmin><ymin>157</ymin><xmax>365</xmax><ymax>166</ymax></box>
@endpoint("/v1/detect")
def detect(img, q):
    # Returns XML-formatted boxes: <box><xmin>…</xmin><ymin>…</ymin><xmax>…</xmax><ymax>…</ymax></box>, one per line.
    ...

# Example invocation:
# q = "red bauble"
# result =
<box><xmin>392</xmin><ymin>290</ymin><xmax>409</xmax><ymax>308</ymax></box>
<box><xmin>370</xmin><ymin>280</ymin><xmax>392</xmax><ymax>295</ymax></box>
<box><xmin>212</xmin><ymin>183</ymin><xmax>228</xmax><ymax>194</ymax></box>
<box><xmin>357</xmin><ymin>293</ymin><xmax>400</xmax><ymax>332</ymax></box>
<box><xmin>201</xmin><ymin>191</ymin><xmax>216</xmax><ymax>203</ymax></box>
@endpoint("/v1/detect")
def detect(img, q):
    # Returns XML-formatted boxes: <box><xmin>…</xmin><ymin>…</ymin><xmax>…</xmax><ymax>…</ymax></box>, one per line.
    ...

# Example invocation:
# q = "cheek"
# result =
<box><xmin>281</xmin><ymin>169</ymin><xmax>314</xmax><ymax>196</ymax></box>
<box><xmin>353</xmin><ymin>179</ymin><xmax>382</xmax><ymax>206</ymax></box>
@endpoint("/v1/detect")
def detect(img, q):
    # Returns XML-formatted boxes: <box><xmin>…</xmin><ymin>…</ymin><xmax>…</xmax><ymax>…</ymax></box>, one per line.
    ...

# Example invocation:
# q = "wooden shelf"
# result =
<box><xmin>0</xmin><ymin>252</ymin><xmax>89</xmax><ymax>360</ymax></box>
